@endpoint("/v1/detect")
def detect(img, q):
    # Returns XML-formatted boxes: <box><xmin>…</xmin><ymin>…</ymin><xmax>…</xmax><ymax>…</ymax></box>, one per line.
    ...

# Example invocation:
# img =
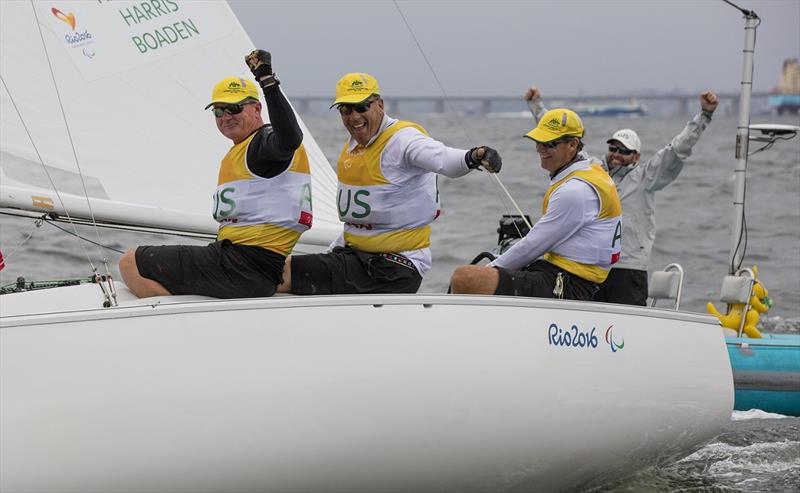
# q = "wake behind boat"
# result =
<box><xmin>0</xmin><ymin>1</ymin><xmax>736</xmax><ymax>491</ymax></box>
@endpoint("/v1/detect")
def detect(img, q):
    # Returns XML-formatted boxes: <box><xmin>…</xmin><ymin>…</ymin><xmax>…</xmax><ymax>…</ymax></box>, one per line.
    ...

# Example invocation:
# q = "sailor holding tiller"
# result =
<box><xmin>450</xmin><ymin>109</ymin><xmax>622</xmax><ymax>301</ymax></box>
<box><xmin>524</xmin><ymin>87</ymin><xmax>718</xmax><ymax>305</ymax></box>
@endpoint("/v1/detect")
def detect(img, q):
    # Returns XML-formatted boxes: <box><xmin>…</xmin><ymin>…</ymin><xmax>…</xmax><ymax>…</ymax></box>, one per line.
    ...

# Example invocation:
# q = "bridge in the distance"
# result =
<box><xmin>291</xmin><ymin>92</ymin><xmax>771</xmax><ymax>116</ymax></box>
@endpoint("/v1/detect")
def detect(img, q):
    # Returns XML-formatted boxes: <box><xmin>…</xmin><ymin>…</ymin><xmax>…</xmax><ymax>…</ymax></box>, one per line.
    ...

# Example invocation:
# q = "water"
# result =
<box><xmin>1</xmin><ymin>112</ymin><xmax>799</xmax><ymax>491</ymax></box>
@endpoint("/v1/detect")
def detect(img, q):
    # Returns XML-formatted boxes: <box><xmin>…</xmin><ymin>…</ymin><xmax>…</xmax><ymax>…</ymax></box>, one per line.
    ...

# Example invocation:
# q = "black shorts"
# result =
<box><xmin>135</xmin><ymin>240</ymin><xmax>285</xmax><ymax>299</ymax></box>
<box><xmin>593</xmin><ymin>268</ymin><xmax>648</xmax><ymax>306</ymax></box>
<box><xmin>494</xmin><ymin>260</ymin><xmax>598</xmax><ymax>301</ymax></box>
<box><xmin>290</xmin><ymin>246</ymin><xmax>422</xmax><ymax>295</ymax></box>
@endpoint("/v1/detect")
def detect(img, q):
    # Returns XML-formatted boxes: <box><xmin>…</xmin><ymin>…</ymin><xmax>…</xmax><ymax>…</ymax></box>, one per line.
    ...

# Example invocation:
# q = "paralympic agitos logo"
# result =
<box><xmin>548</xmin><ymin>323</ymin><xmax>625</xmax><ymax>353</ymax></box>
<box><xmin>604</xmin><ymin>325</ymin><xmax>625</xmax><ymax>352</ymax></box>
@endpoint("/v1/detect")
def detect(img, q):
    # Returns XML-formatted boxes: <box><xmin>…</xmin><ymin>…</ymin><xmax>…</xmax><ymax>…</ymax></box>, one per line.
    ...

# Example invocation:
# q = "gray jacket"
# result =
<box><xmin>528</xmin><ymin>99</ymin><xmax>712</xmax><ymax>271</ymax></box>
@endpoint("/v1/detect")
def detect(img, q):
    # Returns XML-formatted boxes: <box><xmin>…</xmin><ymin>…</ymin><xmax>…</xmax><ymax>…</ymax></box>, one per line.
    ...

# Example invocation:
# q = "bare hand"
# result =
<box><xmin>700</xmin><ymin>91</ymin><xmax>718</xmax><ymax>113</ymax></box>
<box><xmin>524</xmin><ymin>86</ymin><xmax>541</xmax><ymax>102</ymax></box>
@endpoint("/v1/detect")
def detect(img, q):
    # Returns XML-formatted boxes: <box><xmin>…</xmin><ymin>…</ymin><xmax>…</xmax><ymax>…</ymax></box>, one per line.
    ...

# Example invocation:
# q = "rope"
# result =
<box><xmin>29</xmin><ymin>2</ymin><xmax>110</xmax><ymax>275</ymax></box>
<box><xmin>0</xmin><ymin>277</ymin><xmax>94</xmax><ymax>295</ymax></box>
<box><xmin>0</xmin><ymin>215</ymin><xmax>43</xmax><ymax>263</ymax></box>
<box><xmin>0</xmin><ymin>75</ymin><xmax>96</xmax><ymax>270</ymax></box>
<box><xmin>45</xmin><ymin>220</ymin><xmax>125</xmax><ymax>254</ymax></box>
<box><xmin>392</xmin><ymin>1</ymin><xmax>531</xmax><ymax>234</ymax></box>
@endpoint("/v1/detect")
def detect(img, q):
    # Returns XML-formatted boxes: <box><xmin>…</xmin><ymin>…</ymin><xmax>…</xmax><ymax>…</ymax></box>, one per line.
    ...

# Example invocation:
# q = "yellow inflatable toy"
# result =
<box><xmin>707</xmin><ymin>265</ymin><xmax>773</xmax><ymax>338</ymax></box>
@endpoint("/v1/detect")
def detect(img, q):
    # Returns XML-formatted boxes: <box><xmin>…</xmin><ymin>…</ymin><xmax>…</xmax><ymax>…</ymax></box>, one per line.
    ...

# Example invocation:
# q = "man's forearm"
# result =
<box><xmin>264</xmin><ymin>86</ymin><xmax>302</xmax><ymax>153</ymax></box>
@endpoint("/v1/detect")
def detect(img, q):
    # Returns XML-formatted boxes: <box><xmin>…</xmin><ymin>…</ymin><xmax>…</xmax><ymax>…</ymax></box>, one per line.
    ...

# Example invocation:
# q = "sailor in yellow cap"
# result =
<box><xmin>450</xmin><ymin>109</ymin><xmax>623</xmax><ymax>300</ymax></box>
<box><xmin>120</xmin><ymin>50</ymin><xmax>313</xmax><ymax>299</ymax></box>
<box><xmin>277</xmin><ymin>72</ymin><xmax>502</xmax><ymax>295</ymax></box>
<box><xmin>524</xmin><ymin>86</ymin><xmax>718</xmax><ymax>305</ymax></box>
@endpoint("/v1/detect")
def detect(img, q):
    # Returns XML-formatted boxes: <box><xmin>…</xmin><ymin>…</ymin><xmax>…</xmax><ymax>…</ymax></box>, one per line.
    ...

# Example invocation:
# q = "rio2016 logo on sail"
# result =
<box><xmin>51</xmin><ymin>7</ymin><xmax>94</xmax><ymax>48</ymax></box>
<box><xmin>548</xmin><ymin>323</ymin><xmax>625</xmax><ymax>352</ymax></box>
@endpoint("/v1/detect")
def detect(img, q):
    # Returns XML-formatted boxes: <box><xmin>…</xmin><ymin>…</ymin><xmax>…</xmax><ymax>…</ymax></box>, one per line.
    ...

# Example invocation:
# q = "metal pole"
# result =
<box><xmin>729</xmin><ymin>11</ymin><xmax>759</xmax><ymax>274</ymax></box>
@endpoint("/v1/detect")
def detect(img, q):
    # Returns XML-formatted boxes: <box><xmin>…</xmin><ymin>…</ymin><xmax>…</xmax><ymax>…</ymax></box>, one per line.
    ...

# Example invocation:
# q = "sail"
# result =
<box><xmin>0</xmin><ymin>0</ymin><xmax>340</xmax><ymax>244</ymax></box>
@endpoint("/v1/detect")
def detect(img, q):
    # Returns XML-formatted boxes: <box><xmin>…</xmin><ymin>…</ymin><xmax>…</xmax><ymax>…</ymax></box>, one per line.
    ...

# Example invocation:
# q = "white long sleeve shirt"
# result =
<box><xmin>330</xmin><ymin>115</ymin><xmax>472</xmax><ymax>276</ymax></box>
<box><xmin>489</xmin><ymin>159</ymin><xmax>602</xmax><ymax>271</ymax></box>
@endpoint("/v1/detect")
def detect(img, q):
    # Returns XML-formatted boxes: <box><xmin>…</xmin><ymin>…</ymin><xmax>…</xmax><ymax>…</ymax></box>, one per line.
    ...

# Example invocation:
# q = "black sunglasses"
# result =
<box><xmin>538</xmin><ymin>138</ymin><xmax>574</xmax><ymax>149</ymax></box>
<box><xmin>337</xmin><ymin>98</ymin><xmax>377</xmax><ymax>116</ymax></box>
<box><xmin>608</xmin><ymin>145</ymin><xmax>636</xmax><ymax>156</ymax></box>
<box><xmin>212</xmin><ymin>102</ymin><xmax>254</xmax><ymax>118</ymax></box>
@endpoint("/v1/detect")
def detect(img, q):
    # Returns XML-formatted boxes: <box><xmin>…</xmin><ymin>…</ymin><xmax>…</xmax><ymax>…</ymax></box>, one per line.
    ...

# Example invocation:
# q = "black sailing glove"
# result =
<box><xmin>245</xmin><ymin>49</ymin><xmax>276</xmax><ymax>85</ymax></box>
<box><xmin>465</xmin><ymin>146</ymin><xmax>502</xmax><ymax>173</ymax></box>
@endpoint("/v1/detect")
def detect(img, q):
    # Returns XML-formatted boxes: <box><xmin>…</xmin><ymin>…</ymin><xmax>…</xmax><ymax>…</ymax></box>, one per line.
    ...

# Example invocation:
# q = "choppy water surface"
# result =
<box><xmin>1</xmin><ymin>112</ymin><xmax>799</xmax><ymax>491</ymax></box>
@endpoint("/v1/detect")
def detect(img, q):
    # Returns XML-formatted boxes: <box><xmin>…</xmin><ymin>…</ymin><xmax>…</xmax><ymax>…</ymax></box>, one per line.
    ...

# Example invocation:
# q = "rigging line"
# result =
<box><xmin>391</xmin><ymin>0</ymin><xmax>531</xmax><ymax>232</ymax></box>
<box><xmin>0</xmin><ymin>74</ymin><xmax>96</xmax><ymax>272</ymax></box>
<box><xmin>391</xmin><ymin>1</ymin><xmax>472</xmax><ymax>143</ymax></box>
<box><xmin>44</xmin><ymin>220</ymin><xmax>125</xmax><ymax>255</ymax></box>
<box><xmin>29</xmin><ymin>2</ymin><xmax>108</xmax><ymax>270</ymax></box>
<box><xmin>0</xmin><ymin>216</ymin><xmax>43</xmax><ymax>261</ymax></box>
<box><xmin>721</xmin><ymin>0</ymin><xmax>756</xmax><ymax>17</ymax></box>
<box><xmin>489</xmin><ymin>174</ymin><xmax>532</xmax><ymax>230</ymax></box>
<box><xmin>730</xmin><ymin>172</ymin><xmax>748</xmax><ymax>274</ymax></box>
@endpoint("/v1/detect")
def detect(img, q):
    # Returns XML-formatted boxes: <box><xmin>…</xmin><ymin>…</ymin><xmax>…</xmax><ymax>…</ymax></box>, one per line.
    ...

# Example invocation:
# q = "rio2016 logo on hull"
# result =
<box><xmin>548</xmin><ymin>323</ymin><xmax>625</xmax><ymax>353</ymax></box>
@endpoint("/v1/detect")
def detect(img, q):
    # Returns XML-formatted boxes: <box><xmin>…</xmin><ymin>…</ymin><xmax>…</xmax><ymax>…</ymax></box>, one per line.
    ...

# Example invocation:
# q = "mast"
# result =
<box><xmin>729</xmin><ymin>7</ymin><xmax>759</xmax><ymax>274</ymax></box>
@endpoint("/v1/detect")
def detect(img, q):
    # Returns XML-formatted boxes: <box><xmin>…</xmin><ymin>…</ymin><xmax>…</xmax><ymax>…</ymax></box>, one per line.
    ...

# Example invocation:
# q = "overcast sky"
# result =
<box><xmin>229</xmin><ymin>0</ymin><xmax>799</xmax><ymax>98</ymax></box>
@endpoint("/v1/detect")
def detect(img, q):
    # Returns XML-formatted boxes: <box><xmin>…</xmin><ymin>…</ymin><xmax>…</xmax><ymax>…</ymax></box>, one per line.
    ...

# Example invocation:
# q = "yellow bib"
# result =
<box><xmin>215</xmin><ymin>132</ymin><xmax>312</xmax><ymax>256</ymax></box>
<box><xmin>542</xmin><ymin>164</ymin><xmax>622</xmax><ymax>283</ymax></box>
<box><xmin>337</xmin><ymin>121</ymin><xmax>439</xmax><ymax>253</ymax></box>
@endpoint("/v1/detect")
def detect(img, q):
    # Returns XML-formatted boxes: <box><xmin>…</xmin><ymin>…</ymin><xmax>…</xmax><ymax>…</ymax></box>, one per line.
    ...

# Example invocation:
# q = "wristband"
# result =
<box><xmin>259</xmin><ymin>74</ymin><xmax>280</xmax><ymax>89</ymax></box>
<box><xmin>701</xmin><ymin>110</ymin><xmax>713</xmax><ymax>120</ymax></box>
<box><xmin>465</xmin><ymin>147</ymin><xmax>482</xmax><ymax>169</ymax></box>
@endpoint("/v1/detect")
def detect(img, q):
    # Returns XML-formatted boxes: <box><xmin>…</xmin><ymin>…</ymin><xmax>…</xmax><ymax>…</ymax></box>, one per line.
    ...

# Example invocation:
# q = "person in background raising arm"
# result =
<box><xmin>525</xmin><ymin>87</ymin><xmax>719</xmax><ymax>305</ymax></box>
<box><xmin>120</xmin><ymin>50</ymin><xmax>312</xmax><ymax>299</ymax></box>
<box><xmin>277</xmin><ymin>72</ymin><xmax>501</xmax><ymax>295</ymax></box>
<box><xmin>450</xmin><ymin>109</ymin><xmax>622</xmax><ymax>300</ymax></box>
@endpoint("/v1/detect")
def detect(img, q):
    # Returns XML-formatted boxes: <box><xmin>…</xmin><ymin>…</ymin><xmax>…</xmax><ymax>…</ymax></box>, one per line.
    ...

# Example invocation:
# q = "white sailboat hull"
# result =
<box><xmin>1</xmin><ymin>286</ymin><xmax>732</xmax><ymax>492</ymax></box>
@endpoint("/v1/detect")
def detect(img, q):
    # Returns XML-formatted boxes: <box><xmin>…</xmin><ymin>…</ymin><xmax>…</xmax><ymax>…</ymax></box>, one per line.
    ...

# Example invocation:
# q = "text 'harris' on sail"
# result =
<box><xmin>115</xmin><ymin>0</ymin><xmax>199</xmax><ymax>54</ymax></box>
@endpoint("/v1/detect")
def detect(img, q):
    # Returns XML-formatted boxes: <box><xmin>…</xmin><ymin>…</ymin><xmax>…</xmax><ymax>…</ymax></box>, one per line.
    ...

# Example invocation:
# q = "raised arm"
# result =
<box><xmin>524</xmin><ymin>85</ymin><xmax>548</xmax><ymax>123</ymax></box>
<box><xmin>640</xmin><ymin>91</ymin><xmax>718</xmax><ymax>192</ymax></box>
<box><xmin>245</xmin><ymin>50</ymin><xmax>304</xmax><ymax>178</ymax></box>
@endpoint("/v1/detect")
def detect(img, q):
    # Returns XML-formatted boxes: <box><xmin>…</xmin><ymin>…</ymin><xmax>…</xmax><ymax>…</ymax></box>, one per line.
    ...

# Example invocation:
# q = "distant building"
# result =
<box><xmin>769</xmin><ymin>58</ymin><xmax>800</xmax><ymax>115</ymax></box>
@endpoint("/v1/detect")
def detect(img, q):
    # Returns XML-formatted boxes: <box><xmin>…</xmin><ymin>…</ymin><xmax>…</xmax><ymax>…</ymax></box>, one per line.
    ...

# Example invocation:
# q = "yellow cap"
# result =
<box><xmin>525</xmin><ymin>108</ymin><xmax>585</xmax><ymax>142</ymax></box>
<box><xmin>204</xmin><ymin>76</ymin><xmax>259</xmax><ymax>109</ymax></box>
<box><xmin>331</xmin><ymin>72</ymin><xmax>380</xmax><ymax>107</ymax></box>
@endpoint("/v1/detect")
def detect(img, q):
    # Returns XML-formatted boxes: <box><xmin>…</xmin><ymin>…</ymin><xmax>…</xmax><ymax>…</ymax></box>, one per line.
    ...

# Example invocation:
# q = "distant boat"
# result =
<box><xmin>767</xmin><ymin>94</ymin><xmax>800</xmax><ymax>115</ymax></box>
<box><xmin>572</xmin><ymin>101</ymin><xmax>647</xmax><ymax>117</ymax></box>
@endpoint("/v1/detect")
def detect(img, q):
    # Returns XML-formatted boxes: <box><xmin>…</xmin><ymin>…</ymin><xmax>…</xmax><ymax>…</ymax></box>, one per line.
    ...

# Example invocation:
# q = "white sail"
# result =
<box><xmin>0</xmin><ymin>0</ymin><xmax>340</xmax><ymax>242</ymax></box>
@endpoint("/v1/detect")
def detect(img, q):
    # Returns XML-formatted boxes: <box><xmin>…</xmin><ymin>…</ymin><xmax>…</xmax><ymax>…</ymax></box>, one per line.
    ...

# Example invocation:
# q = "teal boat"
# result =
<box><xmin>767</xmin><ymin>94</ymin><xmax>800</xmax><ymax>115</ymax></box>
<box><xmin>727</xmin><ymin>334</ymin><xmax>800</xmax><ymax>416</ymax></box>
<box><xmin>714</xmin><ymin>8</ymin><xmax>800</xmax><ymax>417</ymax></box>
